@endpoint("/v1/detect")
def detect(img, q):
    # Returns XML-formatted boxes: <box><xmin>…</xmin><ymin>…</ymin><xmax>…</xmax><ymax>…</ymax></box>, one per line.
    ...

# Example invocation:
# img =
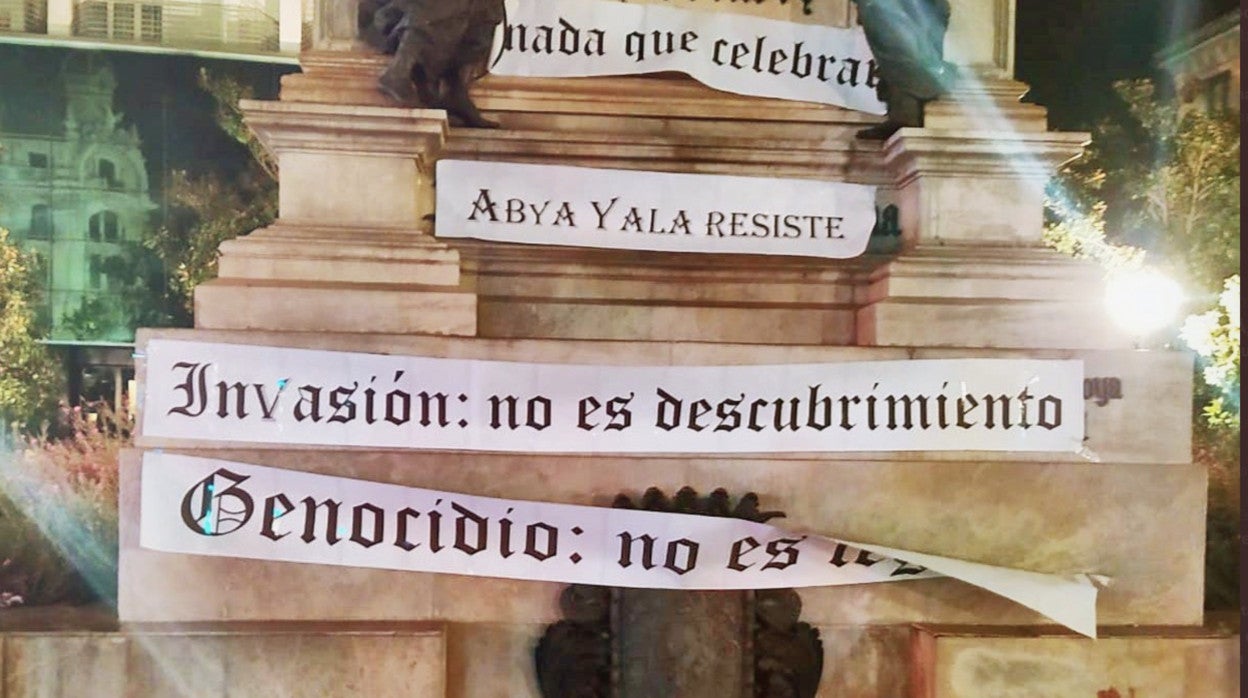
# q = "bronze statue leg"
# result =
<box><xmin>436</xmin><ymin>18</ymin><xmax>499</xmax><ymax>128</ymax></box>
<box><xmin>378</xmin><ymin>27</ymin><xmax>423</xmax><ymax>106</ymax></box>
<box><xmin>440</xmin><ymin>70</ymin><xmax>499</xmax><ymax>128</ymax></box>
<box><xmin>441</xmin><ymin>21</ymin><xmax>501</xmax><ymax>128</ymax></box>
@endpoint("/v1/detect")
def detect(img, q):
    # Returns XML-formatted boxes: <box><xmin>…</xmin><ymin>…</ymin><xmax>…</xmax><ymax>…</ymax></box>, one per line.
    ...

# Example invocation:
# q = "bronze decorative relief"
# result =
<box><xmin>535</xmin><ymin>487</ymin><xmax>823</xmax><ymax>698</ymax></box>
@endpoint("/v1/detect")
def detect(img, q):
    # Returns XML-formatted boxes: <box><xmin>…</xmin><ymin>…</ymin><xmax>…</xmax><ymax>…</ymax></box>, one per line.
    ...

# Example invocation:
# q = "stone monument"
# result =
<box><xmin>108</xmin><ymin>0</ymin><xmax>1237</xmax><ymax>696</ymax></box>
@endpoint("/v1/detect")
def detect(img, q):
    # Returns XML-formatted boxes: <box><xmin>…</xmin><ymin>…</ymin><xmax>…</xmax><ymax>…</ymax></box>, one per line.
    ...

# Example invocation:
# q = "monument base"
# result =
<box><xmin>910</xmin><ymin>624</ymin><xmax>1240</xmax><ymax>698</ymax></box>
<box><xmin>0</xmin><ymin>620</ymin><xmax>1237</xmax><ymax>697</ymax></box>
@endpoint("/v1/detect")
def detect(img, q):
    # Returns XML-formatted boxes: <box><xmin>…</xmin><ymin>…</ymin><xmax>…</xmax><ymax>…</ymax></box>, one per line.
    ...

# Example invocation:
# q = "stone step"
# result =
<box><xmin>194</xmin><ymin>279</ymin><xmax>477</xmax><ymax>335</ymax></box>
<box><xmin>218</xmin><ymin>225</ymin><xmax>462</xmax><ymax>287</ymax></box>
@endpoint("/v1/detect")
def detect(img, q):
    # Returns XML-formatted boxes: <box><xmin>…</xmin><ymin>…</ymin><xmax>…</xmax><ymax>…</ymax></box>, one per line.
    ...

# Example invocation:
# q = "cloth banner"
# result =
<box><xmin>489</xmin><ymin>0</ymin><xmax>886</xmax><ymax>113</ymax></box>
<box><xmin>435</xmin><ymin>160</ymin><xmax>877</xmax><ymax>259</ymax></box>
<box><xmin>140</xmin><ymin>340</ymin><xmax>1085</xmax><ymax>454</ymax></box>
<box><xmin>140</xmin><ymin>452</ymin><xmax>1100</xmax><ymax>637</ymax></box>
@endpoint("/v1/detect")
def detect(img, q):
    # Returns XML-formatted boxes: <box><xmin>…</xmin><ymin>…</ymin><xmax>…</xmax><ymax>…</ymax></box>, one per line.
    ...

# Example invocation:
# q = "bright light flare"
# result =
<box><xmin>1104</xmin><ymin>267</ymin><xmax>1185</xmax><ymax>336</ymax></box>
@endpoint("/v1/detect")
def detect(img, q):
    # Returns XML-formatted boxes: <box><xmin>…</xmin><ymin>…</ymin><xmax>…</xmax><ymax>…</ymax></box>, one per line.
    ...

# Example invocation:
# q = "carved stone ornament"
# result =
<box><xmin>535</xmin><ymin>487</ymin><xmax>824</xmax><ymax>698</ymax></box>
<box><xmin>359</xmin><ymin>0</ymin><xmax>505</xmax><ymax>127</ymax></box>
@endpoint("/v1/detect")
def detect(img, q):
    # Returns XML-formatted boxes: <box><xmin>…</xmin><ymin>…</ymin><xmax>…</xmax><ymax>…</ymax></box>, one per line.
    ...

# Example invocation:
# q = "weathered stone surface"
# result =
<box><xmin>2</xmin><ymin>634</ymin><xmax>127</xmax><ymax>698</ymax></box>
<box><xmin>447</xmin><ymin>623</ymin><xmax>545</xmax><ymax>698</ymax></box>
<box><xmin>217</xmin><ymin>225</ymin><xmax>461</xmax><ymax>286</ymax></box>
<box><xmin>193</xmin><ymin>101</ymin><xmax>474</xmax><ymax>336</ymax></box>
<box><xmin>194</xmin><ymin>278</ymin><xmax>477</xmax><ymax>335</ymax></box>
<box><xmin>241</xmin><ymin>101</ymin><xmax>447</xmax><ymax>228</ymax></box>
<box><xmin>0</xmin><ymin>626</ymin><xmax>446</xmax><ymax>698</ymax></box>
<box><xmin>124</xmin><ymin>635</ymin><xmax>227</xmax><ymax>698</ymax></box>
<box><xmin>910</xmin><ymin>625</ymin><xmax>1241</xmax><ymax>698</ymax></box>
<box><xmin>816</xmin><ymin>625</ymin><xmax>911</xmax><ymax>698</ymax></box>
<box><xmin>220</xmin><ymin>629</ymin><xmax>445</xmax><ymax>697</ymax></box>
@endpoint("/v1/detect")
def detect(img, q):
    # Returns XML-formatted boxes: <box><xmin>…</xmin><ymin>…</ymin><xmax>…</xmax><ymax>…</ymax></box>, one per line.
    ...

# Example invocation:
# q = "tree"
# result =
<box><xmin>1051</xmin><ymin>80</ymin><xmax>1240</xmax><ymax>292</ymax></box>
<box><xmin>1182</xmin><ymin>275</ymin><xmax>1241</xmax><ymax>428</ymax></box>
<box><xmin>0</xmin><ymin>228</ymin><xmax>64</xmax><ymax>433</ymax></box>
<box><xmin>1047</xmin><ymin>79</ymin><xmax>1240</xmax><ymax>610</ymax></box>
<box><xmin>144</xmin><ymin>69</ymin><xmax>277</xmax><ymax>314</ymax></box>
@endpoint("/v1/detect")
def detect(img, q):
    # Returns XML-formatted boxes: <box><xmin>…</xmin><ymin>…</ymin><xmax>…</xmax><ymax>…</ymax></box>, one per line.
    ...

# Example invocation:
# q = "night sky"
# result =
<box><xmin>1016</xmin><ymin>0</ymin><xmax>1240</xmax><ymax>128</ymax></box>
<box><xmin>0</xmin><ymin>0</ymin><xmax>1239</xmax><ymax>196</ymax></box>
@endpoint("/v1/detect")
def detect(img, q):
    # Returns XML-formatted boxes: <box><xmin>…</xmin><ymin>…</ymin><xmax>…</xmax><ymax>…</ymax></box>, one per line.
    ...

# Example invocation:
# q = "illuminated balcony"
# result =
<box><xmin>0</xmin><ymin>0</ymin><xmax>47</xmax><ymax>33</ymax></box>
<box><xmin>74</xmin><ymin>0</ymin><xmax>278</xmax><ymax>53</ymax></box>
<box><xmin>0</xmin><ymin>0</ymin><xmax>303</xmax><ymax>62</ymax></box>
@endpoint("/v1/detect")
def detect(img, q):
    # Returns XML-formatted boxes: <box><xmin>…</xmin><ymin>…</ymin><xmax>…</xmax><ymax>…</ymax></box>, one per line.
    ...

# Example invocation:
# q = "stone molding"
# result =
<box><xmin>194</xmin><ymin>100</ymin><xmax>476</xmax><ymax>335</ymax></box>
<box><xmin>240</xmin><ymin>99</ymin><xmax>448</xmax><ymax>162</ymax></box>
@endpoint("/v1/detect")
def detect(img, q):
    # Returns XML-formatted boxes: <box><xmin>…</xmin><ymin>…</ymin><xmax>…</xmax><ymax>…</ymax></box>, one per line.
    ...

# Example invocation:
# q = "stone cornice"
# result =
<box><xmin>882</xmin><ymin>128</ymin><xmax>1089</xmax><ymax>184</ymax></box>
<box><xmin>239</xmin><ymin>99</ymin><xmax>448</xmax><ymax>164</ymax></box>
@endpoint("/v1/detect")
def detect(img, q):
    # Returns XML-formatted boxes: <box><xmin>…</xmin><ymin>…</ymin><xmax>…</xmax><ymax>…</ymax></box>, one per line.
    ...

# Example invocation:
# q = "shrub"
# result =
<box><xmin>0</xmin><ymin>403</ymin><xmax>125</xmax><ymax>607</ymax></box>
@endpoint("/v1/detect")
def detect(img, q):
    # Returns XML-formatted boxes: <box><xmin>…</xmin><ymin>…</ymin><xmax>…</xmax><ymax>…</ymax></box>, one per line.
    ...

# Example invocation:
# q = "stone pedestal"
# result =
<box><xmin>887</xmin><ymin>79</ymin><xmax>1087</xmax><ymax>248</ymax></box>
<box><xmin>853</xmin><ymin>77</ymin><xmax>1120</xmax><ymax>349</ymax></box>
<box><xmin>113</xmin><ymin>0</ymin><xmax>1220</xmax><ymax>695</ymax></box>
<box><xmin>0</xmin><ymin>622</ymin><xmax>447</xmax><ymax>697</ymax></box>
<box><xmin>910</xmin><ymin>625</ymin><xmax>1240</xmax><ymax>698</ymax></box>
<box><xmin>193</xmin><ymin>100</ymin><xmax>476</xmax><ymax>336</ymax></box>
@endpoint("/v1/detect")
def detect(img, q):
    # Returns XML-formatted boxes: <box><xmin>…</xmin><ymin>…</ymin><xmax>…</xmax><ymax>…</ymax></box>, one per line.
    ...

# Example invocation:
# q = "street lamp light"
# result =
<box><xmin>1104</xmin><ymin>267</ymin><xmax>1185</xmax><ymax>339</ymax></box>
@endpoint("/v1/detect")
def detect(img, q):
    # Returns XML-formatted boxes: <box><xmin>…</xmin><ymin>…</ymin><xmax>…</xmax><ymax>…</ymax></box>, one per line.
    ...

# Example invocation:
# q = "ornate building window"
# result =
<box><xmin>29</xmin><ymin>204</ymin><xmax>52</xmax><ymax>239</ymax></box>
<box><xmin>89</xmin><ymin>210</ymin><xmax>121</xmax><ymax>242</ymax></box>
<box><xmin>89</xmin><ymin>255</ymin><xmax>126</xmax><ymax>290</ymax></box>
<box><xmin>1203</xmin><ymin>72</ymin><xmax>1230</xmax><ymax>115</ymax></box>
<box><xmin>99</xmin><ymin>158</ymin><xmax>120</xmax><ymax>189</ymax></box>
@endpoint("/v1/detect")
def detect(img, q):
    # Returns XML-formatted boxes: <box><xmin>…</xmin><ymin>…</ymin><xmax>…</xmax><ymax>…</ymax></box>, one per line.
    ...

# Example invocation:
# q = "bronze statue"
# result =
<box><xmin>360</xmin><ymin>0</ymin><xmax>504</xmax><ymax>128</ymax></box>
<box><xmin>853</xmin><ymin>0</ymin><xmax>956</xmax><ymax>137</ymax></box>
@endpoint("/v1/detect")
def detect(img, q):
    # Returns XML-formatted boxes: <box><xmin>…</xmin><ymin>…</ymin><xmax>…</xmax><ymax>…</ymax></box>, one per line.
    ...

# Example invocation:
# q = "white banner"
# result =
<box><xmin>140</xmin><ymin>340</ymin><xmax>1085</xmax><ymax>454</ymax></box>
<box><xmin>490</xmin><ymin>0</ymin><xmax>886</xmax><ymax>113</ymax></box>
<box><xmin>140</xmin><ymin>453</ymin><xmax>1100</xmax><ymax>637</ymax></box>
<box><xmin>435</xmin><ymin>161</ymin><xmax>877</xmax><ymax>259</ymax></box>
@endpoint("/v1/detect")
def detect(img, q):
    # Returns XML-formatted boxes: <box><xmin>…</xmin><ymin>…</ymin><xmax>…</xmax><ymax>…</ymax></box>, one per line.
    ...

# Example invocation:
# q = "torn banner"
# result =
<box><xmin>489</xmin><ymin>0</ymin><xmax>887</xmax><ymax>113</ymax></box>
<box><xmin>141</xmin><ymin>452</ymin><xmax>1101</xmax><ymax>637</ymax></box>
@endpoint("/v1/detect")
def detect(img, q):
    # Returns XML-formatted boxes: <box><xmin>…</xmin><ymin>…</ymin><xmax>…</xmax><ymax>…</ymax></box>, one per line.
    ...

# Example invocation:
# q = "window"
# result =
<box><xmin>1203</xmin><ymin>72</ymin><xmax>1231</xmax><ymax>115</ymax></box>
<box><xmin>88</xmin><ymin>211</ymin><xmax>120</xmax><ymax>242</ymax></box>
<box><xmin>140</xmin><ymin>4</ymin><xmax>161</xmax><ymax>42</ymax></box>
<box><xmin>28</xmin><ymin>152</ymin><xmax>48</xmax><ymax>168</ymax></box>
<box><xmin>77</xmin><ymin>3</ymin><xmax>109</xmax><ymax>38</ymax></box>
<box><xmin>89</xmin><ymin>255</ymin><xmax>104</xmax><ymax>289</ymax></box>
<box><xmin>89</xmin><ymin>255</ymin><xmax>125</xmax><ymax>290</ymax></box>
<box><xmin>98</xmin><ymin>159</ymin><xmax>119</xmax><ymax>189</ymax></box>
<box><xmin>29</xmin><ymin>204</ymin><xmax>52</xmax><ymax>239</ymax></box>
<box><xmin>113</xmin><ymin>2</ymin><xmax>134</xmax><ymax>39</ymax></box>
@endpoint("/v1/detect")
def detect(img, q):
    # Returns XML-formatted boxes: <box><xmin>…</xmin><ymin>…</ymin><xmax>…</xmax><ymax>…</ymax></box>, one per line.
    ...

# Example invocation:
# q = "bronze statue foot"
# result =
<box><xmin>855</xmin><ymin>122</ymin><xmax>902</xmax><ymax>140</ymax></box>
<box><xmin>378</xmin><ymin>71</ymin><xmax>421</xmax><ymax>107</ymax></box>
<box><xmin>449</xmin><ymin>111</ymin><xmax>500</xmax><ymax>129</ymax></box>
<box><xmin>445</xmin><ymin>95</ymin><xmax>500</xmax><ymax>129</ymax></box>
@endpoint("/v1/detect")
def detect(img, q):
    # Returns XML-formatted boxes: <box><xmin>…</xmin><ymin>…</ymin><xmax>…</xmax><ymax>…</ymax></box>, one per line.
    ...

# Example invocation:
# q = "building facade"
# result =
<box><xmin>0</xmin><ymin>0</ymin><xmax>305</xmax><ymax>61</ymax></box>
<box><xmin>1158</xmin><ymin>10</ymin><xmax>1240</xmax><ymax>115</ymax></box>
<box><xmin>0</xmin><ymin>52</ymin><xmax>155</xmax><ymax>342</ymax></box>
